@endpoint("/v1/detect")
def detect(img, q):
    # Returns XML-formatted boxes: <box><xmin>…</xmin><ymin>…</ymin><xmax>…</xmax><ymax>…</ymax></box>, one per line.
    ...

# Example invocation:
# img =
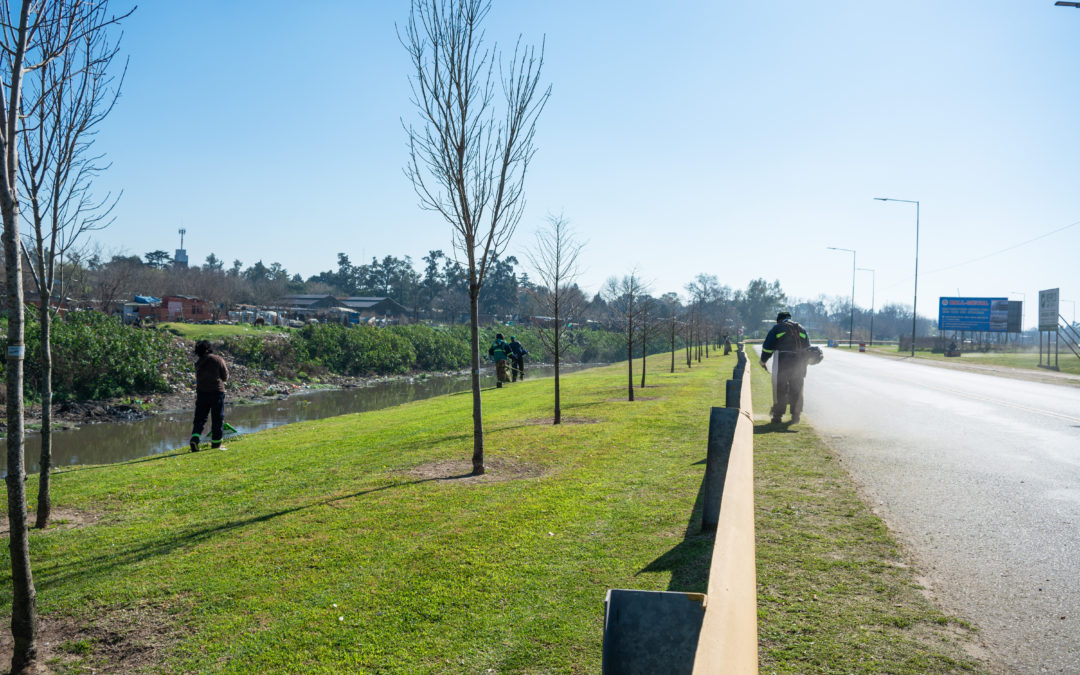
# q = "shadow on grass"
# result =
<box><xmin>637</xmin><ymin>475</ymin><xmax>715</xmax><ymax>594</ymax></box>
<box><xmin>754</xmin><ymin>422</ymin><xmax>797</xmax><ymax>435</ymax></box>
<box><xmin>53</xmin><ymin>450</ymin><xmax>186</xmax><ymax>475</ymax></box>
<box><xmin>35</xmin><ymin>472</ymin><xmax>476</xmax><ymax>592</ymax></box>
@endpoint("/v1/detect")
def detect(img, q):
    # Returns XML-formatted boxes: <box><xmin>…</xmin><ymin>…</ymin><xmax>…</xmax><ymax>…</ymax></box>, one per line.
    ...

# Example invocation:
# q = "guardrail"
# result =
<box><xmin>602</xmin><ymin>346</ymin><xmax>758</xmax><ymax>674</ymax></box>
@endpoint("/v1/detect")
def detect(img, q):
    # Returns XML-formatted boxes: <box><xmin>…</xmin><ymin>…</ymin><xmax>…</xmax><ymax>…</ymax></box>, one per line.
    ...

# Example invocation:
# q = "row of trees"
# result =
<box><xmin>56</xmin><ymin>246</ymin><xmax>925</xmax><ymax>343</ymax></box>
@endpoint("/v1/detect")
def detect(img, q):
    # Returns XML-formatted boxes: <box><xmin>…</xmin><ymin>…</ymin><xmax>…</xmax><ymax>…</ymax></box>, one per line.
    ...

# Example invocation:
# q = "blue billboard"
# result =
<box><xmin>938</xmin><ymin>297</ymin><xmax>1009</xmax><ymax>332</ymax></box>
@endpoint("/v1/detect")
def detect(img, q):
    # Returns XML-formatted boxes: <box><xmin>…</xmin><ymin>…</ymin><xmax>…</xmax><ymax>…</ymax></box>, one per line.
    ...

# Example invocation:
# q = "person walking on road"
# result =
<box><xmin>489</xmin><ymin>333</ymin><xmax>511</xmax><ymax>388</ymax></box>
<box><xmin>508</xmin><ymin>335</ymin><xmax>528</xmax><ymax>382</ymax></box>
<box><xmin>190</xmin><ymin>340</ymin><xmax>230</xmax><ymax>451</ymax></box>
<box><xmin>759</xmin><ymin>311</ymin><xmax>811</xmax><ymax>424</ymax></box>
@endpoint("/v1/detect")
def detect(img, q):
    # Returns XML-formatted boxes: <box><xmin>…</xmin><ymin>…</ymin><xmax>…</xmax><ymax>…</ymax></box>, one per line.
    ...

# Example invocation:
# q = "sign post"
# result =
<box><xmin>1038</xmin><ymin>288</ymin><xmax>1060</xmax><ymax>369</ymax></box>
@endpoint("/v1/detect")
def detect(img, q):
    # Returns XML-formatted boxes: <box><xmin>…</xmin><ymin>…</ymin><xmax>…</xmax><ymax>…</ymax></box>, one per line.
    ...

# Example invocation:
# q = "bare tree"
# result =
<box><xmin>638</xmin><ymin>293</ymin><xmax>658</xmax><ymax>388</ymax></box>
<box><xmin>402</xmin><ymin>0</ymin><xmax>549</xmax><ymax>475</ymax></box>
<box><xmin>19</xmin><ymin>0</ymin><xmax>128</xmax><ymax>530</ymax></box>
<box><xmin>526</xmin><ymin>212</ymin><xmax>584</xmax><ymax>424</ymax></box>
<box><xmin>603</xmin><ymin>271</ymin><xmax>646</xmax><ymax>402</ymax></box>
<box><xmin>659</xmin><ymin>292</ymin><xmax>682</xmax><ymax>373</ymax></box>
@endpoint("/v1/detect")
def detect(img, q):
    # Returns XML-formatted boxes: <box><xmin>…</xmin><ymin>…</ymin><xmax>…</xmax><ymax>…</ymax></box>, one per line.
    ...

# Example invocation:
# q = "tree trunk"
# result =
<box><xmin>553</xmin><ymin>330</ymin><xmax>561</xmax><ymax>424</ymax></box>
<box><xmin>669</xmin><ymin>319</ymin><xmax>675</xmax><ymax>373</ymax></box>
<box><xmin>640</xmin><ymin>328</ymin><xmax>647</xmax><ymax>388</ymax></box>
<box><xmin>627</xmin><ymin>320</ymin><xmax>634</xmax><ymax>402</ymax></box>
<box><xmin>35</xmin><ymin>296</ymin><xmax>52</xmax><ymax>529</ymax></box>
<box><xmin>468</xmin><ymin>288</ymin><xmax>484</xmax><ymax>475</ymax></box>
<box><xmin>3</xmin><ymin>197</ymin><xmax>38</xmax><ymax>674</ymax></box>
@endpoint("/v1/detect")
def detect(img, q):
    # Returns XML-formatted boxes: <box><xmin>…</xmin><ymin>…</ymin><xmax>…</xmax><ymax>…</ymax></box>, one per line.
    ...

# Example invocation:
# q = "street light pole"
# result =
<box><xmin>875</xmin><ymin>197</ymin><xmax>920</xmax><ymax>357</ymax></box>
<box><xmin>827</xmin><ymin>246</ymin><xmax>856</xmax><ymax>348</ymax></box>
<box><xmin>858</xmin><ymin>267</ymin><xmax>875</xmax><ymax>346</ymax></box>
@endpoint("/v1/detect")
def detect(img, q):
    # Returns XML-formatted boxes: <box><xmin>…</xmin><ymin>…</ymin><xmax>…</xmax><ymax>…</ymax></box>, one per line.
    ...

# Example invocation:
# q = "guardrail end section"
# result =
<box><xmin>602</xmin><ymin>589</ymin><xmax>707</xmax><ymax>675</ymax></box>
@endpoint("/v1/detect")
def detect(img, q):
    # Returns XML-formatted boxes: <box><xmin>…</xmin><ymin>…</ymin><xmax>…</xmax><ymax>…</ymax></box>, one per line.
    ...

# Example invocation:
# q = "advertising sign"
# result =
<box><xmin>1038</xmin><ymin>288</ymin><xmax>1059</xmax><ymax>331</ymax></box>
<box><xmin>1007</xmin><ymin>301</ymin><xmax>1022</xmax><ymax>333</ymax></box>
<box><xmin>938</xmin><ymin>297</ymin><xmax>1009</xmax><ymax>332</ymax></box>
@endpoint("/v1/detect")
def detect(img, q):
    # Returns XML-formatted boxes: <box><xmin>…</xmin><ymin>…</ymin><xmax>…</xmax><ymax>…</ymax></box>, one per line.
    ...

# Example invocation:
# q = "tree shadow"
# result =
<box><xmin>53</xmin><ymin>451</ymin><xmax>185</xmax><ymax>475</ymax></box>
<box><xmin>34</xmin><ymin>473</ymin><xmax>463</xmax><ymax>591</ymax></box>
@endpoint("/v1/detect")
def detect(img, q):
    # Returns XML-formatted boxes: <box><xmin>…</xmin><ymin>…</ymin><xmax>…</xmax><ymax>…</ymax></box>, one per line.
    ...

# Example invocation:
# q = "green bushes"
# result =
<box><xmin>389</xmin><ymin>325</ymin><xmax>471</xmax><ymax>371</ymax></box>
<box><xmin>290</xmin><ymin>324</ymin><xmax>416</xmax><ymax>376</ymax></box>
<box><xmin>15</xmin><ymin>310</ymin><xmax>185</xmax><ymax>401</ymax></box>
<box><xmin>219</xmin><ymin>322</ymin><xmax>682</xmax><ymax>378</ymax></box>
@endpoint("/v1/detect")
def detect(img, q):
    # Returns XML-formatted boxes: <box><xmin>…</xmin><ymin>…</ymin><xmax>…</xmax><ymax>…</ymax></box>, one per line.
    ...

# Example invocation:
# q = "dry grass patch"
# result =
<box><xmin>0</xmin><ymin>507</ymin><xmax>99</xmax><ymax>538</ymax></box>
<box><xmin>403</xmin><ymin>456</ymin><xmax>548</xmax><ymax>483</ymax></box>
<box><xmin>0</xmin><ymin>602</ymin><xmax>182</xmax><ymax>674</ymax></box>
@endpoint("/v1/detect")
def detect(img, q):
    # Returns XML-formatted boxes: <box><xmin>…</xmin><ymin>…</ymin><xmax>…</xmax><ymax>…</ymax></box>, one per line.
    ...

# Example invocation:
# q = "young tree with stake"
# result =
<box><xmin>20</xmin><ymin>0</ymin><xmax>128</xmax><ymax>530</ymax></box>
<box><xmin>526</xmin><ymin>213</ymin><xmax>584</xmax><ymax>424</ymax></box>
<box><xmin>402</xmin><ymin>0</ymin><xmax>549</xmax><ymax>475</ymax></box>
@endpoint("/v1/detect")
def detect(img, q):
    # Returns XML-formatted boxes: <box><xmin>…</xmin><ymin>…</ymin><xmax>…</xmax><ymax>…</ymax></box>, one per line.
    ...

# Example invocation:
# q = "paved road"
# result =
<box><xmin>801</xmin><ymin>349</ymin><xmax>1080</xmax><ymax>674</ymax></box>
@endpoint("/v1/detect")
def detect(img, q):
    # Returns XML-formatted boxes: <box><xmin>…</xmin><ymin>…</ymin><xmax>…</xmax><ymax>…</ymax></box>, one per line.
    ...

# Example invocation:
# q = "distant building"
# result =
<box><xmin>278</xmin><ymin>295</ymin><xmax>411</xmax><ymax>324</ymax></box>
<box><xmin>125</xmin><ymin>294</ymin><xmax>210</xmax><ymax>323</ymax></box>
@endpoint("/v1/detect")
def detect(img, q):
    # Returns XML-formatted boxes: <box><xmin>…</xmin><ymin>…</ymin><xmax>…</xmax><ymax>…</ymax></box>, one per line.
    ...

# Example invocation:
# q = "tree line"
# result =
<box><xmin>34</xmin><ymin>248</ymin><xmax>924</xmax><ymax>342</ymax></box>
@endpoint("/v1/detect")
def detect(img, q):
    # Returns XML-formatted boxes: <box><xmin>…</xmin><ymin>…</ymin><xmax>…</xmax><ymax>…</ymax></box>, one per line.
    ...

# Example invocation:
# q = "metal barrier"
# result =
<box><xmin>603</xmin><ymin>346</ymin><xmax>758</xmax><ymax>674</ymax></box>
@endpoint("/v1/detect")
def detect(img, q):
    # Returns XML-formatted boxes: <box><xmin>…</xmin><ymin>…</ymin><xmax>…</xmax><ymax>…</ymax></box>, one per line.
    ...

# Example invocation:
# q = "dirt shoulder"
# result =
<box><xmin>861</xmin><ymin>349</ymin><xmax>1080</xmax><ymax>388</ymax></box>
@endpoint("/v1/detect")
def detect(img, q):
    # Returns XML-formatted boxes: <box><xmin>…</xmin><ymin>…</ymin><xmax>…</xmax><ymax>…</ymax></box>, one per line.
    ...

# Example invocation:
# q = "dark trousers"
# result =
<box><xmin>770</xmin><ymin>353</ymin><xmax>806</xmax><ymax>421</ymax></box>
<box><xmin>511</xmin><ymin>356</ymin><xmax>525</xmax><ymax>381</ymax></box>
<box><xmin>192</xmin><ymin>391</ymin><xmax>226</xmax><ymax>447</ymax></box>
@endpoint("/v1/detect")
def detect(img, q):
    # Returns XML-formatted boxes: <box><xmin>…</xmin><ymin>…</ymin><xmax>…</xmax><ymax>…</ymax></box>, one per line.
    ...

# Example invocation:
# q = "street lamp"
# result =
<box><xmin>1055</xmin><ymin>2</ymin><xmax>1080</xmax><ymax>7</ymax></box>
<box><xmin>858</xmin><ymin>267</ymin><xmax>875</xmax><ymax>346</ymax></box>
<box><xmin>875</xmin><ymin>197</ymin><xmax>920</xmax><ymax>356</ymax></box>
<box><xmin>827</xmin><ymin>246</ymin><xmax>856</xmax><ymax>348</ymax></box>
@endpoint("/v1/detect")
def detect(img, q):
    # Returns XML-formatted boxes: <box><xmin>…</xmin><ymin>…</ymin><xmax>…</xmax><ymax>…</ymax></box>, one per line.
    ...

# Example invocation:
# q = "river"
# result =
<box><xmin>8</xmin><ymin>364</ymin><xmax>596</xmax><ymax>473</ymax></box>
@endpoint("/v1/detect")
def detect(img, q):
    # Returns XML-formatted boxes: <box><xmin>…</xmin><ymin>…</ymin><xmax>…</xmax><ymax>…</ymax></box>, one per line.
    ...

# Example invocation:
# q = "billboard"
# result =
<box><xmin>1007</xmin><ymin>300</ymin><xmax>1022</xmax><ymax>333</ymax></box>
<box><xmin>938</xmin><ymin>297</ymin><xmax>1009</xmax><ymax>332</ymax></box>
<box><xmin>1038</xmin><ymin>288</ymin><xmax>1059</xmax><ymax>331</ymax></box>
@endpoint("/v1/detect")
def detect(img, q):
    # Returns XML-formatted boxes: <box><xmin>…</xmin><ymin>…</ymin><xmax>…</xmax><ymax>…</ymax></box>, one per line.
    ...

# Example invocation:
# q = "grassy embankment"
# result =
<box><xmin>862</xmin><ymin>344</ymin><xmax>1080</xmax><ymax>376</ymax></box>
<box><xmin>3</xmin><ymin>351</ymin><xmax>989</xmax><ymax>673</ymax></box>
<box><xmin>159</xmin><ymin>322</ymin><xmax>292</xmax><ymax>341</ymax></box>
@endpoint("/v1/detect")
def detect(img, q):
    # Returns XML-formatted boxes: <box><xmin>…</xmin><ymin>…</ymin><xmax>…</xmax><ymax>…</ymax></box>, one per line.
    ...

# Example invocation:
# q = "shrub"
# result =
<box><xmin>11</xmin><ymin>310</ymin><xmax>186</xmax><ymax>401</ymax></box>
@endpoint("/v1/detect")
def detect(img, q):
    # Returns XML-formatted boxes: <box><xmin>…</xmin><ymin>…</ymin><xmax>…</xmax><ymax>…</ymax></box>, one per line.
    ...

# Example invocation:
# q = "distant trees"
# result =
<box><xmin>735</xmin><ymin>278</ymin><xmax>786</xmax><ymax>337</ymax></box>
<box><xmin>402</xmin><ymin>0</ymin><xmax>549</xmax><ymax>474</ymax></box>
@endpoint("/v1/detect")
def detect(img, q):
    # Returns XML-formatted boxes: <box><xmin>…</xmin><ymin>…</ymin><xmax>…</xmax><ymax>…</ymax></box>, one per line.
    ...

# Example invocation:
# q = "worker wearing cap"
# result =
<box><xmin>488</xmin><ymin>333</ymin><xmax>511</xmax><ymax>388</ymax></box>
<box><xmin>759</xmin><ymin>311</ymin><xmax>811</xmax><ymax>424</ymax></box>
<box><xmin>508</xmin><ymin>335</ymin><xmax>528</xmax><ymax>381</ymax></box>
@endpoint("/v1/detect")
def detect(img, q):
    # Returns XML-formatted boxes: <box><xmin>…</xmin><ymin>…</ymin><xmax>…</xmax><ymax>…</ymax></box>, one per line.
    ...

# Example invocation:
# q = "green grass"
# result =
<box><xmin>158</xmin><ymin>322</ymin><xmax>292</xmax><ymax>341</ymax></box>
<box><xmin>864</xmin><ymin>344</ymin><xmax>1080</xmax><ymax>375</ymax></box>
<box><xmin>2</xmin><ymin>352</ymin><xmax>989</xmax><ymax>673</ymax></box>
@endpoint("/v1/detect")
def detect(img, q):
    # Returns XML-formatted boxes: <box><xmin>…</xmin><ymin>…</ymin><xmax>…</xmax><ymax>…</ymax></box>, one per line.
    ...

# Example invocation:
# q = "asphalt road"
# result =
<box><xmin>800</xmin><ymin>349</ymin><xmax>1080</xmax><ymax>674</ymax></box>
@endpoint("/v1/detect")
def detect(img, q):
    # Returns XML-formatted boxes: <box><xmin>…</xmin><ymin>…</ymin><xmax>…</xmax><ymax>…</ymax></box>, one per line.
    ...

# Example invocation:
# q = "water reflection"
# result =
<box><xmin>9</xmin><ymin>364</ymin><xmax>595</xmax><ymax>473</ymax></box>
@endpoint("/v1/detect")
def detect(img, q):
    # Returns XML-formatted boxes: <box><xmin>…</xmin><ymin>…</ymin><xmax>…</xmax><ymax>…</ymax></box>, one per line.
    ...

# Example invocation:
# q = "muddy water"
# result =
<box><xmin>9</xmin><ymin>365</ymin><xmax>595</xmax><ymax>473</ymax></box>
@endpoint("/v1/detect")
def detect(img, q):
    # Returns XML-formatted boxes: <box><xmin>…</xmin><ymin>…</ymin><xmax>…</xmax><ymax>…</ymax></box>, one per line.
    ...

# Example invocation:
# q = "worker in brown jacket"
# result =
<box><xmin>190</xmin><ymin>340</ymin><xmax>229</xmax><ymax>451</ymax></box>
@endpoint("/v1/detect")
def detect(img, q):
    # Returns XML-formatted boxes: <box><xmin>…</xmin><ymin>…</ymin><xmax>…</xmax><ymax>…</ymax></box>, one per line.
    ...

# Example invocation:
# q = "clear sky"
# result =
<box><xmin>90</xmin><ymin>1</ymin><xmax>1079</xmax><ymax>328</ymax></box>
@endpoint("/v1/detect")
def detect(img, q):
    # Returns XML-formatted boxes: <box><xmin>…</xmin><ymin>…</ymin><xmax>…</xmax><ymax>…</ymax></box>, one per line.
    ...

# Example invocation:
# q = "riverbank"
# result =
<box><xmin>1</xmin><ymin>353</ymin><xmax>993</xmax><ymax>673</ymax></box>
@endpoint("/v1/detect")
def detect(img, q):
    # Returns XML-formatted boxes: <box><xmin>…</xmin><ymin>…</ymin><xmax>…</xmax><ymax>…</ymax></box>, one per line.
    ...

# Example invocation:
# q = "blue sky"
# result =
<box><xmin>91</xmin><ymin>1</ymin><xmax>1079</xmax><ymax>327</ymax></box>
